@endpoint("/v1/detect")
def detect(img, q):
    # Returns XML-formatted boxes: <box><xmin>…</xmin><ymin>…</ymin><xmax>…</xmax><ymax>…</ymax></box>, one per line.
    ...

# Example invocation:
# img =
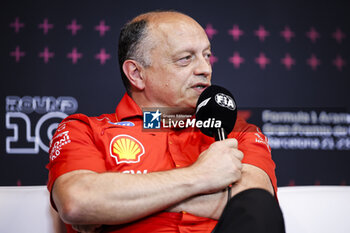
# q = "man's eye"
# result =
<box><xmin>177</xmin><ymin>55</ymin><xmax>193</xmax><ymax>65</ymax></box>
<box><xmin>205</xmin><ymin>53</ymin><xmax>211</xmax><ymax>59</ymax></box>
<box><xmin>181</xmin><ymin>55</ymin><xmax>192</xmax><ymax>61</ymax></box>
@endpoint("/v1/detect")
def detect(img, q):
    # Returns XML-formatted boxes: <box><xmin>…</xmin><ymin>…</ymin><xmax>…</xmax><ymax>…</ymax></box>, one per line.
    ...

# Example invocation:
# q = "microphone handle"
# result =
<box><xmin>215</xmin><ymin>128</ymin><xmax>227</xmax><ymax>141</ymax></box>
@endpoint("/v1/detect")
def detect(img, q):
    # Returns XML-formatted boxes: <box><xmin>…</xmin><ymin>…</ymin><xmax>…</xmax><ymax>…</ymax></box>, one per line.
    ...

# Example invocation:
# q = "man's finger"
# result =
<box><xmin>235</xmin><ymin>150</ymin><xmax>244</xmax><ymax>161</ymax></box>
<box><xmin>223</xmin><ymin>138</ymin><xmax>238</xmax><ymax>148</ymax></box>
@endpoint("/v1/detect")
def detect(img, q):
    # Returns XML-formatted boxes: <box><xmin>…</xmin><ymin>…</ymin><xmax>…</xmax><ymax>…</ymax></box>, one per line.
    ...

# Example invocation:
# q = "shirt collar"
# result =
<box><xmin>115</xmin><ymin>93</ymin><xmax>143</xmax><ymax>121</ymax></box>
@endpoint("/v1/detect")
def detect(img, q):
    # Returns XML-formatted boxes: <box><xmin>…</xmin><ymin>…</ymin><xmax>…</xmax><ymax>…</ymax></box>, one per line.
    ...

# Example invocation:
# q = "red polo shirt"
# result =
<box><xmin>47</xmin><ymin>93</ymin><xmax>277</xmax><ymax>233</ymax></box>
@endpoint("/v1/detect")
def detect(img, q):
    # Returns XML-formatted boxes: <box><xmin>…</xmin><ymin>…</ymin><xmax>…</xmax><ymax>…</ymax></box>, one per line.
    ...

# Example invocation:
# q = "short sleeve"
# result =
<box><xmin>230</xmin><ymin>117</ymin><xmax>277</xmax><ymax>194</ymax></box>
<box><xmin>46</xmin><ymin>114</ymin><xmax>107</xmax><ymax>193</ymax></box>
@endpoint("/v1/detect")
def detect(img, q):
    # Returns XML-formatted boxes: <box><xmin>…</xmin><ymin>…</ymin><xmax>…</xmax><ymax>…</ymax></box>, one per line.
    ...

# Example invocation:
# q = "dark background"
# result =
<box><xmin>1</xmin><ymin>0</ymin><xmax>349</xmax><ymax>187</ymax></box>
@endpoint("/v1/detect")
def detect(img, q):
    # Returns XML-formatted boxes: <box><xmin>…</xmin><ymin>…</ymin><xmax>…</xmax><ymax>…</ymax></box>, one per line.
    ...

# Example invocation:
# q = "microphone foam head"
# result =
<box><xmin>195</xmin><ymin>85</ymin><xmax>237</xmax><ymax>137</ymax></box>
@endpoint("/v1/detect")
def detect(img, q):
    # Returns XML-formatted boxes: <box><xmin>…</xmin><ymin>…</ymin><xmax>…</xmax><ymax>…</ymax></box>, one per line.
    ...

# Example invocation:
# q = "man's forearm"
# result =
<box><xmin>166</xmin><ymin>189</ymin><xmax>228</xmax><ymax>220</ymax></box>
<box><xmin>53</xmin><ymin>168</ymin><xmax>207</xmax><ymax>225</ymax></box>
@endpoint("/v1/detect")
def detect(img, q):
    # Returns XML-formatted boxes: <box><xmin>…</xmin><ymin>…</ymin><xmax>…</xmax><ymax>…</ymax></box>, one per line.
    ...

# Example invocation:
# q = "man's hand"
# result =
<box><xmin>72</xmin><ymin>224</ymin><xmax>103</xmax><ymax>233</ymax></box>
<box><xmin>191</xmin><ymin>138</ymin><xmax>244</xmax><ymax>194</ymax></box>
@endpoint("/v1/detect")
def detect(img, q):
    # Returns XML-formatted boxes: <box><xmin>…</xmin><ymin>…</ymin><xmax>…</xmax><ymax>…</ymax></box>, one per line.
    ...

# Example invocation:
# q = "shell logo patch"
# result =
<box><xmin>109</xmin><ymin>134</ymin><xmax>145</xmax><ymax>164</ymax></box>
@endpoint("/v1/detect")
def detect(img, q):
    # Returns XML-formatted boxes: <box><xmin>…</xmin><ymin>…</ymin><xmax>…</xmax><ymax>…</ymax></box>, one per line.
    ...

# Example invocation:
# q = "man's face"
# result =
<box><xmin>142</xmin><ymin>15</ymin><xmax>212</xmax><ymax>110</ymax></box>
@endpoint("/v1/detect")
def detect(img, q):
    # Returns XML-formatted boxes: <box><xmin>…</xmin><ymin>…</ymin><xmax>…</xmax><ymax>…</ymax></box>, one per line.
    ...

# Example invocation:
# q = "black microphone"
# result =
<box><xmin>195</xmin><ymin>85</ymin><xmax>237</xmax><ymax>141</ymax></box>
<box><xmin>195</xmin><ymin>85</ymin><xmax>238</xmax><ymax>223</ymax></box>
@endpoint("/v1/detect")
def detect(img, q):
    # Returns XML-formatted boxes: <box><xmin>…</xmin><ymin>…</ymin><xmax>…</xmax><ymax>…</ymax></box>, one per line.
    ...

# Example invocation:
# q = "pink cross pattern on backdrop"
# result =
<box><xmin>10</xmin><ymin>17</ymin><xmax>25</xmax><ymax>33</ymax></box>
<box><xmin>38</xmin><ymin>18</ymin><xmax>54</xmax><ymax>35</ymax></box>
<box><xmin>205</xmin><ymin>24</ymin><xmax>217</xmax><ymax>39</ymax></box>
<box><xmin>95</xmin><ymin>20</ymin><xmax>110</xmax><ymax>37</ymax></box>
<box><xmin>228</xmin><ymin>25</ymin><xmax>244</xmax><ymax>41</ymax></box>
<box><xmin>95</xmin><ymin>48</ymin><xmax>111</xmax><ymax>65</ymax></box>
<box><xmin>281</xmin><ymin>53</ymin><xmax>295</xmax><ymax>70</ymax></box>
<box><xmin>332</xmin><ymin>28</ymin><xmax>346</xmax><ymax>44</ymax></box>
<box><xmin>39</xmin><ymin>47</ymin><xmax>55</xmax><ymax>63</ymax></box>
<box><xmin>307</xmin><ymin>54</ymin><xmax>321</xmax><ymax>70</ymax></box>
<box><xmin>10</xmin><ymin>46</ymin><xmax>25</xmax><ymax>62</ymax></box>
<box><xmin>254</xmin><ymin>25</ymin><xmax>270</xmax><ymax>42</ymax></box>
<box><xmin>67</xmin><ymin>19</ymin><xmax>82</xmax><ymax>36</ymax></box>
<box><xmin>306</xmin><ymin>27</ymin><xmax>320</xmax><ymax>43</ymax></box>
<box><xmin>333</xmin><ymin>55</ymin><xmax>346</xmax><ymax>71</ymax></box>
<box><xmin>67</xmin><ymin>48</ymin><xmax>83</xmax><ymax>64</ymax></box>
<box><xmin>229</xmin><ymin>52</ymin><xmax>245</xmax><ymax>68</ymax></box>
<box><xmin>280</xmin><ymin>26</ymin><xmax>295</xmax><ymax>43</ymax></box>
<box><xmin>209</xmin><ymin>53</ymin><xmax>218</xmax><ymax>65</ymax></box>
<box><xmin>255</xmin><ymin>53</ymin><xmax>270</xmax><ymax>69</ymax></box>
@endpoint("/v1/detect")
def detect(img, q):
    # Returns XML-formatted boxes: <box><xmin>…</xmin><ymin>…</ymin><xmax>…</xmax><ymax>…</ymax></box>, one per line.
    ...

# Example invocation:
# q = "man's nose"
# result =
<box><xmin>193</xmin><ymin>55</ymin><xmax>212</xmax><ymax>79</ymax></box>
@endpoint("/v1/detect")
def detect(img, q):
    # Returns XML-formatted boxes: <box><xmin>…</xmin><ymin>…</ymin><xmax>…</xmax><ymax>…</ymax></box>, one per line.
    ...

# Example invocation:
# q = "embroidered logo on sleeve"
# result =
<box><xmin>254</xmin><ymin>128</ymin><xmax>271</xmax><ymax>152</ymax></box>
<box><xmin>108</xmin><ymin>121</ymin><xmax>135</xmax><ymax>127</ymax></box>
<box><xmin>109</xmin><ymin>134</ymin><xmax>145</xmax><ymax>164</ymax></box>
<box><xmin>49</xmin><ymin>131</ymin><xmax>71</xmax><ymax>161</ymax></box>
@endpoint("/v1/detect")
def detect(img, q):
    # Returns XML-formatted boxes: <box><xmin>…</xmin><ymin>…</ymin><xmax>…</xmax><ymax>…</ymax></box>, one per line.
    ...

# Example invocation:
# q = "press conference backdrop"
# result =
<box><xmin>1</xmin><ymin>0</ymin><xmax>349</xmax><ymax>187</ymax></box>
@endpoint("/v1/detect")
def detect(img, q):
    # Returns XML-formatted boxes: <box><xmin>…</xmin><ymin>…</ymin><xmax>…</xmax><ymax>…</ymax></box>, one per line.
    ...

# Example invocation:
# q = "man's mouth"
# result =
<box><xmin>191</xmin><ymin>83</ymin><xmax>210</xmax><ymax>92</ymax></box>
<box><xmin>193</xmin><ymin>85</ymin><xmax>207</xmax><ymax>89</ymax></box>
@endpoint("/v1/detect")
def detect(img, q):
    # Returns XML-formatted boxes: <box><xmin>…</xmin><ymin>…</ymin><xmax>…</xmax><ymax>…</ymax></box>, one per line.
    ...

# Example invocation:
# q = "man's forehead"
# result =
<box><xmin>131</xmin><ymin>12</ymin><xmax>210</xmax><ymax>55</ymax></box>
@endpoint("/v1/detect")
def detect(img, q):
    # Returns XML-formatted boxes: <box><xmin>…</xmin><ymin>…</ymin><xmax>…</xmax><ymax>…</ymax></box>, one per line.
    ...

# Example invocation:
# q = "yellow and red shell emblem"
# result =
<box><xmin>109</xmin><ymin>135</ymin><xmax>145</xmax><ymax>164</ymax></box>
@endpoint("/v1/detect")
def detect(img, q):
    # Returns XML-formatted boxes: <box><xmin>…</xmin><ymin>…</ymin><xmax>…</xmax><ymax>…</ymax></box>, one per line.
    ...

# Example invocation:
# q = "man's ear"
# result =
<box><xmin>122</xmin><ymin>60</ymin><xmax>146</xmax><ymax>90</ymax></box>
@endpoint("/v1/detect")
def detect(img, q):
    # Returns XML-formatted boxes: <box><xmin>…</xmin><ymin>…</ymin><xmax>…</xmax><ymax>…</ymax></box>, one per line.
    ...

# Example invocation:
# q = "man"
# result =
<box><xmin>47</xmin><ymin>11</ymin><xmax>284</xmax><ymax>233</ymax></box>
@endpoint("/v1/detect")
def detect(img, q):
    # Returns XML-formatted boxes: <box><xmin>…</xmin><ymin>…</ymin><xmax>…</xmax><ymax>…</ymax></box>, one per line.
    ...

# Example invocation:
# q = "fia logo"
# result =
<box><xmin>143</xmin><ymin>110</ymin><xmax>161</xmax><ymax>129</ymax></box>
<box><xmin>215</xmin><ymin>93</ymin><xmax>236</xmax><ymax>111</ymax></box>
